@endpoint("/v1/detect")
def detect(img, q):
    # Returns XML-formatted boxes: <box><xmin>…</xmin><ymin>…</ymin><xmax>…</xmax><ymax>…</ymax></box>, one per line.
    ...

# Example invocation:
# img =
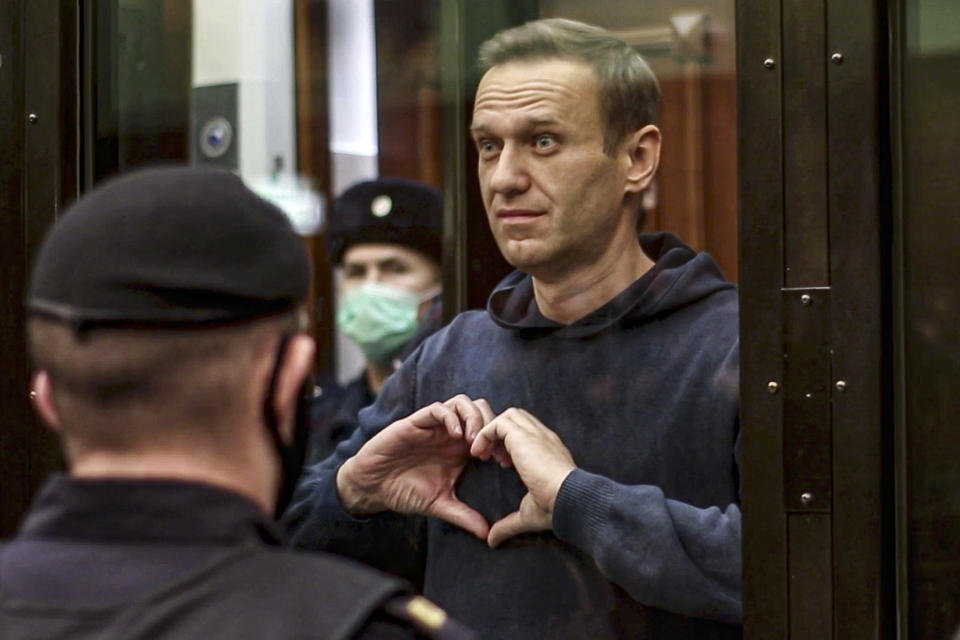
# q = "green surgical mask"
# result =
<box><xmin>336</xmin><ymin>282</ymin><xmax>436</xmax><ymax>365</ymax></box>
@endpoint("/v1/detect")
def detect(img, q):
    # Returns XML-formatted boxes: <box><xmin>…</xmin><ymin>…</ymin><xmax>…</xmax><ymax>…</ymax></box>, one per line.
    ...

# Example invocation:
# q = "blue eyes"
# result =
<box><xmin>474</xmin><ymin>134</ymin><xmax>557</xmax><ymax>158</ymax></box>
<box><xmin>535</xmin><ymin>134</ymin><xmax>556</xmax><ymax>149</ymax></box>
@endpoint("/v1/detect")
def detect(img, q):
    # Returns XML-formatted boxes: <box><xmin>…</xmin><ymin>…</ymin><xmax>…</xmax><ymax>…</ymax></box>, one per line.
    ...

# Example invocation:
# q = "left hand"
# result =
<box><xmin>470</xmin><ymin>407</ymin><xmax>576</xmax><ymax>548</ymax></box>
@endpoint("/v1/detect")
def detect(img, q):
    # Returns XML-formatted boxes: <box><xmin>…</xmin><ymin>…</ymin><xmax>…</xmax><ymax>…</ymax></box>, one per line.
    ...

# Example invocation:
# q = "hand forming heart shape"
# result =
<box><xmin>336</xmin><ymin>396</ymin><xmax>576</xmax><ymax>547</ymax></box>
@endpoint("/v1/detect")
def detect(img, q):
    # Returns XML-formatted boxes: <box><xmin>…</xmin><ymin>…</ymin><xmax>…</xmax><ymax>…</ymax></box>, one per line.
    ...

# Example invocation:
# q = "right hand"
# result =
<box><xmin>336</xmin><ymin>395</ymin><xmax>494</xmax><ymax>540</ymax></box>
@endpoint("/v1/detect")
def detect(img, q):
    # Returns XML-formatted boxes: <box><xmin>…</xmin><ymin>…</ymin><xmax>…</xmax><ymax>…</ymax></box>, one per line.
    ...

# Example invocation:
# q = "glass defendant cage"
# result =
<box><xmin>1</xmin><ymin>1</ymin><xmax>958</xmax><ymax>637</ymax></box>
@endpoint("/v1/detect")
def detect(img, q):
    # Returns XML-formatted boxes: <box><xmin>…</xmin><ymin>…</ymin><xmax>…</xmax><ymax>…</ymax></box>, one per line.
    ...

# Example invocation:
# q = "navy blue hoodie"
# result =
<box><xmin>286</xmin><ymin>233</ymin><xmax>742</xmax><ymax>639</ymax></box>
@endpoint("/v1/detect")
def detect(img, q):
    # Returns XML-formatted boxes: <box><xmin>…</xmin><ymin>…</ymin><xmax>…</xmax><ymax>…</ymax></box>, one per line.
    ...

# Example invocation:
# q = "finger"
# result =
<box><xmin>430</xmin><ymin>495</ymin><xmax>490</xmax><ymax>541</ymax></box>
<box><xmin>464</xmin><ymin>398</ymin><xmax>497</xmax><ymax>445</ymax></box>
<box><xmin>469</xmin><ymin>415</ymin><xmax>508</xmax><ymax>459</ymax></box>
<box><xmin>445</xmin><ymin>394</ymin><xmax>484</xmax><ymax>443</ymax></box>
<box><xmin>404</xmin><ymin>402</ymin><xmax>463</xmax><ymax>439</ymax></box>
<box><xmin>507</xmin><ymin>407</ymin><xmax>546</xmax><ymax>432</ymax></box>
<box><xmin>483</xmin><ymin>405</ymin><xmax>515</xmax><ymax>465</ymax></box>
<box><xmin>487</xmin><ymin>510</ymin><xmax>531</xmax><ymax>548</ymax></box>
<box><xmin>474</xmin><ymin>398</ymin><xmax>496</xmax><ymax>424</ymax></box>
<box><xmin>414</xmin><ymin>402</ymin><xmax>462</xmax><ymax>438</ymax></box>
<box><xmin>493</xmin><ymin>446</ymin><xmax>513</xmax><ymax>468</ymax></box>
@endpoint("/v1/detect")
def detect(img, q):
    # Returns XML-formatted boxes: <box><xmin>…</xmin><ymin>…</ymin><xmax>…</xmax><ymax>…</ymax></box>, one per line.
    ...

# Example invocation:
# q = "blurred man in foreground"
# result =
<box><xmin>0</xmin><ymin>167</ymin><xmax>471</xmax><ymax>640</ymax></box>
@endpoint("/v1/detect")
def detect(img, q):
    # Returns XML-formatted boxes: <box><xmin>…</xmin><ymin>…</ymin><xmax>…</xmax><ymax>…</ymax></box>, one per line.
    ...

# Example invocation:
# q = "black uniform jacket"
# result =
<box><xmin>0</xmin><ymin>475</ymin><xmax>473</xmax><ymax>639</ymax></box>
<box><xmin>308</xmin><ymin>374</ymin><xmax>375</xmax><ymax>465</ymax></box>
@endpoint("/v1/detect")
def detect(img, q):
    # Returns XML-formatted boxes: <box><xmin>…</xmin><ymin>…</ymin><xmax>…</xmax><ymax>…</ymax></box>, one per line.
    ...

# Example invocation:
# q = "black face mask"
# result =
<box><xmin>262</xmin><ymin>334</ymin><xmax>312</xmax><ymax>518</ymax></box>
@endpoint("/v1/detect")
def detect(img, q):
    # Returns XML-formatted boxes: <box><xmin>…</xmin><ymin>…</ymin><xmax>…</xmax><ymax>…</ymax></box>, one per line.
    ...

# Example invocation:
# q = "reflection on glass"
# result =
<box><xmin>94</xmin><ymin>0</ymin><xmax>736</xmax><ymax>372</ymax></box>
<box><xmin>903</xmin><ymin>1</ymin><xmax>960</xmax><ymax>637</ymax></box>
<box><xmin>90</xmin><ymin>4</ymin><xmax>742</xmax><ymax>636</ymax></box>
<box><xmin>541</xmin><ymin>0</ymin><xmax>737</xmax><ymax>283</ymax></box>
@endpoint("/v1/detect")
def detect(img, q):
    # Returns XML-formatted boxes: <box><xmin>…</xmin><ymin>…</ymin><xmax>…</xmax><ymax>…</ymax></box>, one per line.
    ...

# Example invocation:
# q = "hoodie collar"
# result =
<box><xmin>487</xmin><ymin>232</ymin><xmax>733</xmax><ymax>339</ymax></box>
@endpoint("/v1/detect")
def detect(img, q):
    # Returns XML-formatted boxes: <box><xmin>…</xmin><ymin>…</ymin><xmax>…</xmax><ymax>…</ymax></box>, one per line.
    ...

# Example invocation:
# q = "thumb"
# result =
<box><xmin>487</xmin><ymin>510</ymin><xmax>530</xmax><ymax>548</ymax></box>
<box><xmin>429</xmin><ymin>495</ymin><xmax>490</xmax><ymax>541</ymax></box>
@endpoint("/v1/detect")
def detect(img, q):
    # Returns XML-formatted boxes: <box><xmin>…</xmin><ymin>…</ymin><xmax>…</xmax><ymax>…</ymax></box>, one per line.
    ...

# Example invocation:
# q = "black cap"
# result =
<box><xmin>326</xmin><ymin>178</ymin><xmax>442</xmax><ymax>265</ymax></box>
<box><xmin>27</xmin><ymin>166</ymin><xmax>310</xmax><ymax>327</ymax></box>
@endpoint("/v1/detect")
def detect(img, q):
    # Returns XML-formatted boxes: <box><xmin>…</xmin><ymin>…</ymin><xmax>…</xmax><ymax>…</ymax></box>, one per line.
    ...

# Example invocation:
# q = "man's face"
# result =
<box><xmin>341</xmin><ymin>243</ymin><xmax>441</xmax><ymax>299</ymax></box>
<box><xmin>470</xmin><ymin>58</ymin><xmax>633</xmax><ymax>279</ymax></box>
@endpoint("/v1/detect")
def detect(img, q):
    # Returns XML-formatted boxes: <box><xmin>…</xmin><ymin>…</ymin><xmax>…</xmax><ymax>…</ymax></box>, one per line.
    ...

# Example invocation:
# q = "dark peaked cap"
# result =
<box><xmin>28</xmin><ymin>166</ymin><xmax>310</xmax><ymax>327</ymax></box>
<box><xmin>326</xmin><ymin>177</ymin><xmax>442</xmax><ymax>265</ymax></box>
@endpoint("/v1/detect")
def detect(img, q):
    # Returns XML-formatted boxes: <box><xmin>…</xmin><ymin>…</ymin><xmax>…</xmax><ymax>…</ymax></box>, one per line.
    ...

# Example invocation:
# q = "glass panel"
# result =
<box><xmin>89</xmin><ymin>0</ymin><xmax>737</xmax><ymax>375</ymax></box>
<box><xmin>455</xmin><ymin>0</ymin><xmax>737</xmax><ymax>311</ymax></box>
<box><xmin>902</xmin><ymin>0</ymin><xmax>960</xmax><ymax>637</ymax></box>
<box><xmin>89</xmin><ymin>0</ymin><xmax>192</xmax><ymax>183</ymax></box>
<box><xmin>87</xmin><ymin>3</ymin><xmax>740</xmax><ymax>634</ymax></box>
<box><xmin>540</xmin><ymin>0</ymin><xmax>738</xmax><ymax>283</ymax></box>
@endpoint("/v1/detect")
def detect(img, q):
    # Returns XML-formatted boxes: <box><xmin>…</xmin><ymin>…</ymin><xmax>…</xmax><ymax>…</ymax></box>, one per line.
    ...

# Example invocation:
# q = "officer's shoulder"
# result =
<box><xmin>308</xmin><ymin>378</ymin><xmax>359</xmax><ymax>416</ymax></box>
<box><xmin>310</xmin><ymin>379</ymin><xmax>348</xmax><ymax>404</ymax></box>
<box><xmin>244</xmin><ymin>550</ymin><xmax>474</xmax><ymax>637</ymax></box>
<box><xmin>354</xmin><ymin>594</ymin><xmax>477</xmax><ymax>640</ymax></box>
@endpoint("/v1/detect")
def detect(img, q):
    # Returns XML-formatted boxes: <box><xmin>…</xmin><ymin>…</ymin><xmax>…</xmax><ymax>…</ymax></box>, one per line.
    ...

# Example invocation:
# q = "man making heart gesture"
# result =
<box><xmin>286</xmin><ymin>18</ymin><xmax>742</xmax><ymax>640</ymax></box>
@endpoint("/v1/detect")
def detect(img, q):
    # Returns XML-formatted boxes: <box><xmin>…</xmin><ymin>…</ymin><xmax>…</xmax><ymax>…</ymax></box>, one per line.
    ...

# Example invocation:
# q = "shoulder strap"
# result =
<box><xmin>116</xmin><ymin>546</ymin><xmax>410</xmax><ymax>640</ymax></box>
<box><xmin>231</xmin><ymin>549</ymin><xmax>411</xmax><ymax>640</ymax></box>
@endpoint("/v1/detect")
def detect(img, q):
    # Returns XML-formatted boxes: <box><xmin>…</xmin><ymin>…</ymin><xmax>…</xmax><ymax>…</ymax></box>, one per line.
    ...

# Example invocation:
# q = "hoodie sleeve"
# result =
<box><xmin>549</xmin><ymin>300</ymin><xmax>743</xmax><ymax>625</ymax></box>
<box><xmin>552</xmin><ymin>460</ymin><xmax>741</xmax><ymax>625</ymax></box>
<box><xmin>282</xmin><ymin>352</ymin><xmax>428</xmax><ymax>588</ymax></box>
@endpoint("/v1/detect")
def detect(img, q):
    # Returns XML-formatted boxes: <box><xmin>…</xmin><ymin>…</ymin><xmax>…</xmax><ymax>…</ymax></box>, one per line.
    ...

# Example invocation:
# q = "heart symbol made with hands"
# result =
<box><xmin>336</xmin><ymin>395</ymin><xmax>577</xmax><ymax>547</ymax></box>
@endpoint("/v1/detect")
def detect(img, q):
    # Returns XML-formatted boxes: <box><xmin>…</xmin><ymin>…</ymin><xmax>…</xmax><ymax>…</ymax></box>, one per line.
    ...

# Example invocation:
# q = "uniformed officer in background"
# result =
<box><xmin>310</xmin><ymin>177</ymin><xmax>444</xmax><ymax>463</ymax></box>
<box><xmin>0</xmin><ymin>166</ymin><xmax>473</xmax><ymax>640</ymax></box>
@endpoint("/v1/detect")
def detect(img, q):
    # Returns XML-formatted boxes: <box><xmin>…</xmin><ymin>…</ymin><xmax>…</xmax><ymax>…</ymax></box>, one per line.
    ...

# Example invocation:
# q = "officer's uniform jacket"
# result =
<box><xmin>0</xmin><ymin>475</ymin><xmax>471</xmax><ymax>639</ymax></box>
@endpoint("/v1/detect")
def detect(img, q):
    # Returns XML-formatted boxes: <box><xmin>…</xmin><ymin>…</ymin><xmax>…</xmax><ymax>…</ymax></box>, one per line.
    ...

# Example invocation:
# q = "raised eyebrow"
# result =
<box><xmin>527</xmin><ymin>117</ymin><xmax>561</xmax><ymax>128</ymax></box>
<box><xmin>469</xmin><ymin>116</ymin><xmax>561</xmax><ymax>136</ymax></box>
<box><xmin>469</xmin><ymin>123</ymin><xmax>492</xmax><ymax>139</ymax></box>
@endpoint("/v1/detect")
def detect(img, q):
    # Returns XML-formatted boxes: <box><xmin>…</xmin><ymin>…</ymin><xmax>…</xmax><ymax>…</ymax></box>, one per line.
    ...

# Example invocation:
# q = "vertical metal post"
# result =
<box><xmin>80</xmin><ymin>0</ymin><xmax>97</xmax><ymax>191</ymax></box>
<box><xmin>825</xmin><ymin>1</ymin><xmax>889</xmax><ymax>637</ymax></box>
<box><xmin>0</xmin><ymin>0</ymin><xmax>31</xmax><ymax>538</ymax></box>
<box><xmin>739</xmin><ymin>0</ymin><xmax>890</xmax><ymax>637</ymax></box>
<box><xmin>887</xmin><ymin>0</ymin><xmax>909</xmax><ymax>635</ymax></box>
<box><xmin>439</xmin><ymin>0</ymin><xmax>468</xmax><ymax>319</ymax></box>
<box><xmin>738</xmin><ymin>0</ymin><xmax>787</xmax><ymax>635</ymax></box>
<box><xmin>0</xmin><ymin>0</ymin><xmax>78</xmax><ymax>535</ymax></box>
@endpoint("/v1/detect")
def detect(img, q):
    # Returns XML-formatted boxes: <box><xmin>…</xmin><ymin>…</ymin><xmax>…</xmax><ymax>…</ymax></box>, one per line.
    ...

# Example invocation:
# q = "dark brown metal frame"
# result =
<box><xmin>0</xmin><ymin>0</ymin><xmax>78</xmax><ymax>536</ymax></box>
<box><xmin>0</xmin><ymin>0</ymin><xmax>31</xmax><ymax>538</ymax></box>
<box><xmin>438</xmin><ymin>0</ymin><xmax>469</xmax><ymax>319</ymax></box>
<box><xmin>292</xmin><ymin>0</ymin><xmax>336</xmax><ymax>381</ymax></box>
<box><xmin>887</xmin><ymin>2</ymin><xmax>909</xmax><ymax>636</ymax></box>
<box><xmin>739</xmin><ymin>0</ymin><xmax>893</xmax><ymax>637</ymax></box>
